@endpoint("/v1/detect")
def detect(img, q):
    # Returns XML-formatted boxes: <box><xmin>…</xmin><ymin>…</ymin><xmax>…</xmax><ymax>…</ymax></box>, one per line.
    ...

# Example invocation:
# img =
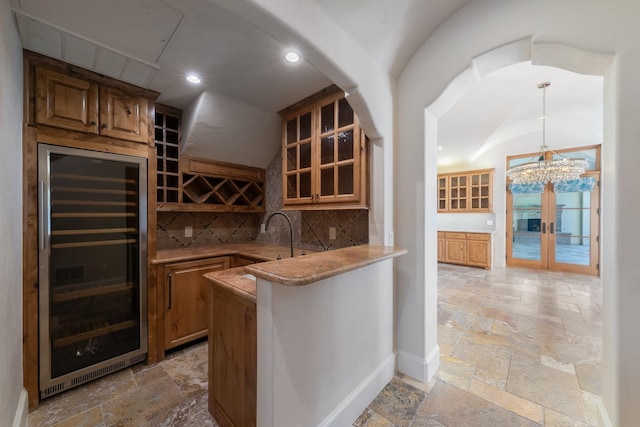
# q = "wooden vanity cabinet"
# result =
<box><xmin>163</xmin><ymin>256</ymin><xmax>231</xmax><ymax>350</ymax></box>
<box><xmin>35</xmin><ymin>67</ymin><xmax>149</xmax><ymax>144</ymax></box>
<box><xmin>439</xmin><ymin>231</ymin><xmax>491</xmax><ymax>269</ymax></box>
<box><xmin>280</xmin><ymin>85</ymin><xmax>368</xmax><ymax>209</ymax></box>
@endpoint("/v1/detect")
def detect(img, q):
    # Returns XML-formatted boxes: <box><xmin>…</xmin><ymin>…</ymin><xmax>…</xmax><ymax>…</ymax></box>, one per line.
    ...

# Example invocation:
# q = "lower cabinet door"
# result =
<box><xmin>467</xmin><ymin>240</ymin><xmax>490</xmax><ymax>268</ymax></box>
<box><xmin>165</xmin><ymin>257</ymin><xmax>230</xmax><ymax>350</ymax></box>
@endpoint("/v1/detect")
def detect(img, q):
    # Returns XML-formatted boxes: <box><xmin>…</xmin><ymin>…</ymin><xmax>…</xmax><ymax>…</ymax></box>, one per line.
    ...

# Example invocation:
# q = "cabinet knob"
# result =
<box><xmin>90</xmin><ymin>121</ymin><xmax>97</xmax><ymax>126</ymax></box>
<box><xmin>102</xmin><ymin>124</ymin><xmax>108</xmax><ymax>129</ymax></box>
<box><xmin>125</xmin><ymin>107</ymin><xmax>132</xmax><ymax>115</ymax></box>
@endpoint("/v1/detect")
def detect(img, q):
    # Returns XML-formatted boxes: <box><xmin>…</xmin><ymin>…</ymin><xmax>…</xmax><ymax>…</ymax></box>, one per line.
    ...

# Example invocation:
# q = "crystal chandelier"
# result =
<box><xmin>506</xmin><ymin>82</ymin><xmax>589</xmax><ymax>185</ymax></box>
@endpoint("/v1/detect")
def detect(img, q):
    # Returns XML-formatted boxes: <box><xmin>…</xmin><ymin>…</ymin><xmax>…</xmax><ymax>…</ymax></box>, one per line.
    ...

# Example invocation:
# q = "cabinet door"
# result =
<box><xmin>469</xmin><ymin>172</ymin><xmax>492</xmax><ymax>211</ymax></box>
<box><xmin>316</xmin><ymin>95</ymin><xmax>362</xmax><ymax>204</ymax></box>
<box><xmin>35</xmin><ymin>67</ymin><xmax>99</xmax><ymax>134</ymax></box>
<box><xmin>445</xmin><ymin>239</ymin><xmax>466</xmax><ymax>264</ymax></box>
<box><xmin>100</xmin><ymin>86</ymin><xmax>149</xmax><ymax>143</ymax></box>
<box><xmin>283</xmin><ymin>105</ymin><xmax>314</xmax><ymax>204</ymax></box>
<box><xmin>438</xmin><ymin>176</ymin><xmax>448</xmax><ymax>212</ymax></box>
<box><xmin>467</xmin><ymin>240</ymin><xmax>490</xmax><ymax>268</ymax></box>
<box><xmin>437</xmin><ymin>237</ymin><xmax>445</xmax><ymax>262</ymax></box>
<box><xmin>448</xmin><ymin>175</ymin><xmax>468</xmax><ymax>211</ymax></box>
<box><xmin>165</xmin><ymin>257</ymin><xmax>230</xmax><ymax>350</ymax></box>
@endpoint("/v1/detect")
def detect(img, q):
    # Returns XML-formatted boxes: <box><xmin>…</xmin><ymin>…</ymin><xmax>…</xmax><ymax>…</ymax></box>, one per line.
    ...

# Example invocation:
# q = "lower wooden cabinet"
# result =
<box><xmin>233</xmin><ymin>255</ymin><xmax>261</xmax><ymax>267</ymax></box>
<box><xmin>209</xmin><ymin>283</ymin><xmax>256</xmax><ymax>427</ymax></box>
<box><xmin>163</xmin><ymin>256</ymin><xmax>231</xmax><ymax>350</ymax></box>
<box><xmin>438</xmin><ymin>231</ymin><xmax>491</xmax><ymax>269</ymax></box>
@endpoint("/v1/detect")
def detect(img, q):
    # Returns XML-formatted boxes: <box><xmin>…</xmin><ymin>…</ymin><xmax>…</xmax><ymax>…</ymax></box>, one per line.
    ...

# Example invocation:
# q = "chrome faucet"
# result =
<box><xmin>264</xmin><ymin>211</ymin><xmax>294</xmax><ymax>258</ymax></box>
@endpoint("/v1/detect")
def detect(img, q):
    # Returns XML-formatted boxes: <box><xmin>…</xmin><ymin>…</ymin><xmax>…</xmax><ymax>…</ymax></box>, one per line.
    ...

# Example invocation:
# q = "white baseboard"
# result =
<box><xmin>12</xmin><ymin>389</ymin><xmax>28</xmax><ymax>427</ymax></box>
<box><xmin>397</xmin><ymin>345</ymin><xmax>440</xmax><ymax>383</ymax></box>
<box><xmin>597</xmin><ymin>399</ymin><xmax>612</xmax><ymax>427</ymax></box>
<box><xmin>319</xmin><ymin>353</ymin><xmax>395</xmax><ymax>427</ymax></box>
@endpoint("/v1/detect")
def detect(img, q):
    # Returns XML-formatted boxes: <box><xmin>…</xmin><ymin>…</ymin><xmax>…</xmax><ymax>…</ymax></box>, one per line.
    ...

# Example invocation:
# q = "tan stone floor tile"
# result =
<box><xmin>543</xmin><ymin>408</ymin><xmax>591</xmax><ymax>426</ymax></box>
<box><xmin>469</xmin><ymin>379</ymin><xmax>544</xmax><ymax>424</ymax></box>
<box><xmin>102</xmin><ymin>369</ymin><xmax>185</xmax><ymax>426</ymax></box>
<box><xmin>581</xmin><ymin>390</ymin><xmax>602</xmax><ymax>426</ymax></box>
<box><xmin>46</xmin><ymin>406</ymin><xmax>104</xmax><ymax>427</ymax></box>
<box><xmin>368</xmin><ymin>377</ymin><xmax>425</xmax><ymax>427</ymax></box>
<box><xmin>397</xmin><ymin>372</ymin><xmax>434</xmax><ymax>393</ymax></box>
<box><xmin>474</xmin><ymin>366</ymin><xmax>508</xmax><ymax>389</ymax></box>
<box><xmin>27</xmin><ymin>369</ymin><xmax>136</xmax><ymax>427</ymax></box>
<box><xmin>416</xmin><ymin>380</ymin><xmax>541</xmax><ymax>427</ymax></box>
<box><xmin>452</xmin><ymin>335</ymin><xmax>511</xmax><ymax>378</ymax></box>
<box><xmin>575</xmin><ymin>361</ymin><xmax>602</xmax><ymax>395</ymax></box>
<box><xmin>147</xmin><ymin>391</ymin><xmax>217</xmax><ymax>427</ymax></box>
<box><xmin>541</xmin><ymin>354</ymin><xmax>576</xmax><ymax>374</ymax></box>
<box><xmin>436</xmin><ymin>354</ymin><xmax>476</xmax><ymax>390</ymax></box>
<box><xmin>353</xmin><ymin>408</ymin><xmax>395</xmax><ymax>426</ymax></box>
<box><xmin>162</xmin><ymin>342</ymin><xmax>209</xmax><ymax>398</ymax></box>
<box><xmin>437</xmin><ymin>323</ymin><xmax>464</xmax><ymax>348</ymax></box>
<box><xmin>507</xmin><ymin>354</ymin><xmax>587</xmax><ymax>422</ymax></box>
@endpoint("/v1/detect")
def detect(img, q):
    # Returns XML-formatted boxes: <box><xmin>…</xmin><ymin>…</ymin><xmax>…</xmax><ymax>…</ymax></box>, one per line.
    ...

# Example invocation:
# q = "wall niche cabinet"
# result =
<box><xmin>437</xmin><ymin>169</ymin><xmax>494</xmax><ymax>213</ymax></box>
<box><xmin>279</xmin><ymin>85</ymin><xmax>369</xmax><ymax>209</ymax></box>
<box><xmin>35</xmin><ymin>67</ymin><xmax>150</xmax><ymax>144</ymax></box>
<box><xmin>438</xmin><ymin>231</ymin><xmax>491</xmax><ymax>269</ymax></box>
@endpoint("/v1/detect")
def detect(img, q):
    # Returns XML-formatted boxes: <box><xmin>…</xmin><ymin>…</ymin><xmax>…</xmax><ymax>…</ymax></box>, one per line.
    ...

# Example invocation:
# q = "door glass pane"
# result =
<box><xmin>286</xmin><ymin>119</ymin><xmax>297</xmax><ymax>144</ymax></box>
<box><xmin>299</xmin><ymin>113</ymin><xmax>312</xmax><ymax>140</ymax></box>
<box><xmin>337</xmin><ymin>98</ymin><xmax>353</xmax><ymax>128</ymax></box>
<box><xmin>553</xmin><ymin>148</ymin><xmax>597</xmax><ymax>170</ymax></box>
<box><xmin>299</xmin><ymin>172</ymin><xmax>311</xmax><ymax>198</ymax></box>
<box><xmin>287</xmin><ymin>147</ymin><xmax>297</xmax><ymax>171</ymax></box>
<box><xmin>554</xmin><ymin>190</ymin><xmax>591</xmax><ymax>265</ymax></box>
<box><xmin>338</xmin><ymin>164</ymin><xmax>354</xmax><ymax>195</ymax></box>
<box><xmin>321</xmin><ymin>136</ymin><xmax>334</xmax><ymax>165</ymax></box>
<box><xmin>321</xmin><ymin>168</ymin><xmax>334</xmax><ymax>196</ymax></box>
<box><xmin>512</xmin><ymin>193</ymin><xmax>542</xmax><ymax>261</ymax></box>
<box><xmin>337</xmin><ymin>130</ymin><xmax>354</xmax><ymax>161</ymax></box>
<box><xmin>320</xmin><ymin>103</ymin><xmax>334</xmax><ymax>134</ymax></box>
<box><xmin>300</xmin><ymin>142</ymin><xmax>312</xmax><ymax>169</ymax></box>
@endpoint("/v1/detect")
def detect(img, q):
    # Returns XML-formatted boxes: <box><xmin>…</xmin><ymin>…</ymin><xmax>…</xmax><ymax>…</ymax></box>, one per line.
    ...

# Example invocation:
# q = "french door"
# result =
<box><xmin>506</xmin><ymin>147</ymin><xmax>600</xmax><ymax>276</ymax></box>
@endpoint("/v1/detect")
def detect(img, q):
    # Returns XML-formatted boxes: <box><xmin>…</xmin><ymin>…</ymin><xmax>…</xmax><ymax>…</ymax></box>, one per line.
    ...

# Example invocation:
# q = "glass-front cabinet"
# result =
<box><xmin>281</xmin><ymin>87</ymin><xmax>368</xmax><ymax>209</ymax></box>
<box><xmin>437</xmin><ymin>169</ymin><xmax>493</xmax><ymax>213</ymax></box>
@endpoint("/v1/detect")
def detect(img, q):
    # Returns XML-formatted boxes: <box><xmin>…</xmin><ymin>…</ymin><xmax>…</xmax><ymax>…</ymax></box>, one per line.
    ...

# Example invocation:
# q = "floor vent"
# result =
<box><xmin>71</xmin><ymin>360</ymin><xmax>126</xmax><ymax>386</ymax></box>
<box><xmin>41</xmin><ymin>383</ymin><xmax>65</xmax><ymax>399</ymax></box>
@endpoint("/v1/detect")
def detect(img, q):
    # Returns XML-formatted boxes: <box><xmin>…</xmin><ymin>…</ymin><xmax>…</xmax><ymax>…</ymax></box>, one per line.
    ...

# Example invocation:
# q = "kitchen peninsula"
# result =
<box><xmin>204</xmin><ymin>244</ymin><xmax>406</xmax><ymax>427</ymax></box>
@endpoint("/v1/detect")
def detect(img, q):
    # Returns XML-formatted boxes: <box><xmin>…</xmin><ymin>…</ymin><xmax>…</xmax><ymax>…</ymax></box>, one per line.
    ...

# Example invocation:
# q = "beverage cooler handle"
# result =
<box><xmin>167</xmin><ymin>273</ymin><xmax>172</xmax><ymax>309</ymax></box>
<box><xmin>39</xmin><ymin>181</ymin><xmax>46</xmax><ymax>251</ymax></box>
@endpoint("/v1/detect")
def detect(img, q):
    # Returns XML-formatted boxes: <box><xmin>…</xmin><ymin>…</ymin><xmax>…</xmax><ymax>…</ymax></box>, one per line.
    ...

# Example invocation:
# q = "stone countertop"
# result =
<box><xmin>203</xmin><ymin>267</ymin><xmax>258</xmax><ymax>303</ymax></box>
<box><xmin>245</xmin><ymin>244</ymin><xmax>407</xmax><ymax>287</ymax></box>
<box><xmin>153</xmin><ymin>242</ymin><xmax>312</xmax><ymax>264</ymax></box>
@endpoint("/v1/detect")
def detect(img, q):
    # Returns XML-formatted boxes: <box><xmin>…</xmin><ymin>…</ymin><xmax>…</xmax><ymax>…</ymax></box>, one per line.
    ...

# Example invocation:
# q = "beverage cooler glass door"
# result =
<box><xmin>38</xmin><ymin>144</ymin><xmax>148</xmax><ymax>398</ymax></box>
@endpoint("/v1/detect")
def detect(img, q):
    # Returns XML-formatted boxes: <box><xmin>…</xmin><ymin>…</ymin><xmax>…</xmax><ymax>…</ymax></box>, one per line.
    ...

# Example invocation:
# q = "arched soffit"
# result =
<box><xmin>428</xmin><ymin>38</ymin><xmax>612</xmax><ymax>119</ymax></box>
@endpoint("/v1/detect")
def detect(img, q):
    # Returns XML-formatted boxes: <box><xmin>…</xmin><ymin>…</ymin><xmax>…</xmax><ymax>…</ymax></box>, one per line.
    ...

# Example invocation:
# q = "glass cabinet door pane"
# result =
<box><xmin>337</xmin><ymin>98</ymin><xmax>354</xmax><ymax>128</ymax></box>
<box><xmin>300</xmin><ymin>142</ymin><xmax>312</xmax><ymax>169</ymax></box>
<box><xmin>337</xmin><ymin>130</ymin><xmax>354</xmax><ymax>161</ymax></box>
<box><xmin>321</xmin><ymin>168</ymin><xmax>334</xmax><ymax>196</ymax></box>
<box><xmin>287</xmin><ymin>147</ymin><xmax>297</xmax><ymax>172</ymax></box>
<box><xmin>299</xmin><ymin>172</ymin><xmax>312</xmax><ymax>198</ymax></box>
<box><xmin>320</xmin><ymin>103</ymin><xmax>334</xmax><ymax>134</ymax></box>
<box><xmin>299</xmin><ymin>112</ymin><xmax>312</xmax><ymax>140</ymax></box>
<box><xmin>338</xmin><ymin>165</ymin><xmax>354</xmax><ymax>195</ymax></box>
<box><xmin>321</xmin><ymin>136</ymin><xmax>334</xmax><ymax>165</ymax></box>
<box><xmin>286</xmin><ymin>119</ymin><xmax>297</xmax><ymax>144</ymax></box>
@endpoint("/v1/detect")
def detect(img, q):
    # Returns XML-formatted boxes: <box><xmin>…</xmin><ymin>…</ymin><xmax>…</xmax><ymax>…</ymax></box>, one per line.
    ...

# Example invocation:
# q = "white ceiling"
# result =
<box><xmin>437</xmin><ymin>62</ymin><xmax>603</xmax><ymax>168</ymax></box>
<box><xmin>10</xmin><ymin>0</ymin><xmax>602</xmax><ymax>169</ymax></box>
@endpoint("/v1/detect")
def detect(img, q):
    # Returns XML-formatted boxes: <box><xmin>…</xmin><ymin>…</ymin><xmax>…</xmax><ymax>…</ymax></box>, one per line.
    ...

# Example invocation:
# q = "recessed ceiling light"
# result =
<box><xmin>284</xmin><ymin>51</ymin><xmax>300</xmax><ymax>63</ymax></box>
<box><xmin>438</xmin><ymin>146</ymin><xmax>443</xmax><ymax>151</ymax></box>
<box><xmin>186</xmin><ymin>74</ymin><xmax>201</xmax><ymax>84</ymax></box>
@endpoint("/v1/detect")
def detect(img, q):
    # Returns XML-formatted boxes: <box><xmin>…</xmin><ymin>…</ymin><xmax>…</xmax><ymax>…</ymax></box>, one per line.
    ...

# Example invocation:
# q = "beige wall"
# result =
<box><xmin>0</xmin><ymin>0</ymin><xmax>25</xmax><ymax>424</ymax></box>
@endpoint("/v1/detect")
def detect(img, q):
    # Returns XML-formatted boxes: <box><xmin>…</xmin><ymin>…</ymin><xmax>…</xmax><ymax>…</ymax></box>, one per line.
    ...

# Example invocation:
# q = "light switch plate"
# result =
<box><xmin>487</xmin><ymin>220</ymin><xmax>494</xmax><ymax>226</ymax></box>
<box><xmin>185</xmin><ymin>225</ymin><xmax>193</xmax><ymax>238</ymax></box>
<box><xmin>329</xmin><ymin>227</ymin><xmax>337</xmax><ymax>240</ymax></box>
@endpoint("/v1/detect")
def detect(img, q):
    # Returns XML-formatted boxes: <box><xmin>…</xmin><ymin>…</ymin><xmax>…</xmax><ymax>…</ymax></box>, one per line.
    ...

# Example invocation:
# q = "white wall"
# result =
<box><xmin>256</xmin><ymin>260</ymin><xmax>395</xmax><ymax>426</ymax></box>
<box><xmin>0</xmin><ymin>0</ymin><xmax>25</xmax><ymax>425</ymax></box>
<box><xmin>396</xmin><ymin>1</ymin><xmax>640</xmax><ymax>425</ymax></box>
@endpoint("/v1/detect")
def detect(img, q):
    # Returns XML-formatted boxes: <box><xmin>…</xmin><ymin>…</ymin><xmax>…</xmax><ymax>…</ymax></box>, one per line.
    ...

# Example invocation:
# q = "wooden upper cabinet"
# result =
<box><xmin>99</xmin><ymin>86</ymin><xmax>149</xmax><ymax>143</ymax></box>
<box><xmin>437</xmin><ymin>168</ymin><xmax>494</xmax><ymax>213</ymax></box>
<box><xmin>34</xmin><ymin>66</ymin><xmax>150</xmax><ymax>145</ymax></box>
<box><xmin>35</xmin><ymin>67</ymin><xmax>99</xmax><ymax>134</ymax></box>
<box><xmin>281</xmin><ymin>86</ymin><xmax>368</xmax><ymax>209</ymax></box>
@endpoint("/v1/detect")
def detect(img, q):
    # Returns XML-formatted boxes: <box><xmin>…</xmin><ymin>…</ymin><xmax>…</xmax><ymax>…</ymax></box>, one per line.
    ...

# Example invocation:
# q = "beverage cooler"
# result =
<box><xmin>38</xmin><ymin>144</ymin><xmax>148</xmax><ymax>399</ymax></box>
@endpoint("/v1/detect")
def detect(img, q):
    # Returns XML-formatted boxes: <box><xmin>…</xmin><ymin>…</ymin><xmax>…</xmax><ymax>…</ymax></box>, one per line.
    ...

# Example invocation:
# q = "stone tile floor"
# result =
<box><xmin>28</xmin><ymin>263</ymin><xmax>602</xmax><ymax>426</ymax></box>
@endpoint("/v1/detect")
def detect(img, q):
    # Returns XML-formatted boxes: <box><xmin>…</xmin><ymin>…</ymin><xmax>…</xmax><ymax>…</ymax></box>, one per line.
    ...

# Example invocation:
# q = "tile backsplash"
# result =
<box><xmin>156</xmin><ymin>149</ymin><xmax>369</xmax><ymax>251</ymax></box>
